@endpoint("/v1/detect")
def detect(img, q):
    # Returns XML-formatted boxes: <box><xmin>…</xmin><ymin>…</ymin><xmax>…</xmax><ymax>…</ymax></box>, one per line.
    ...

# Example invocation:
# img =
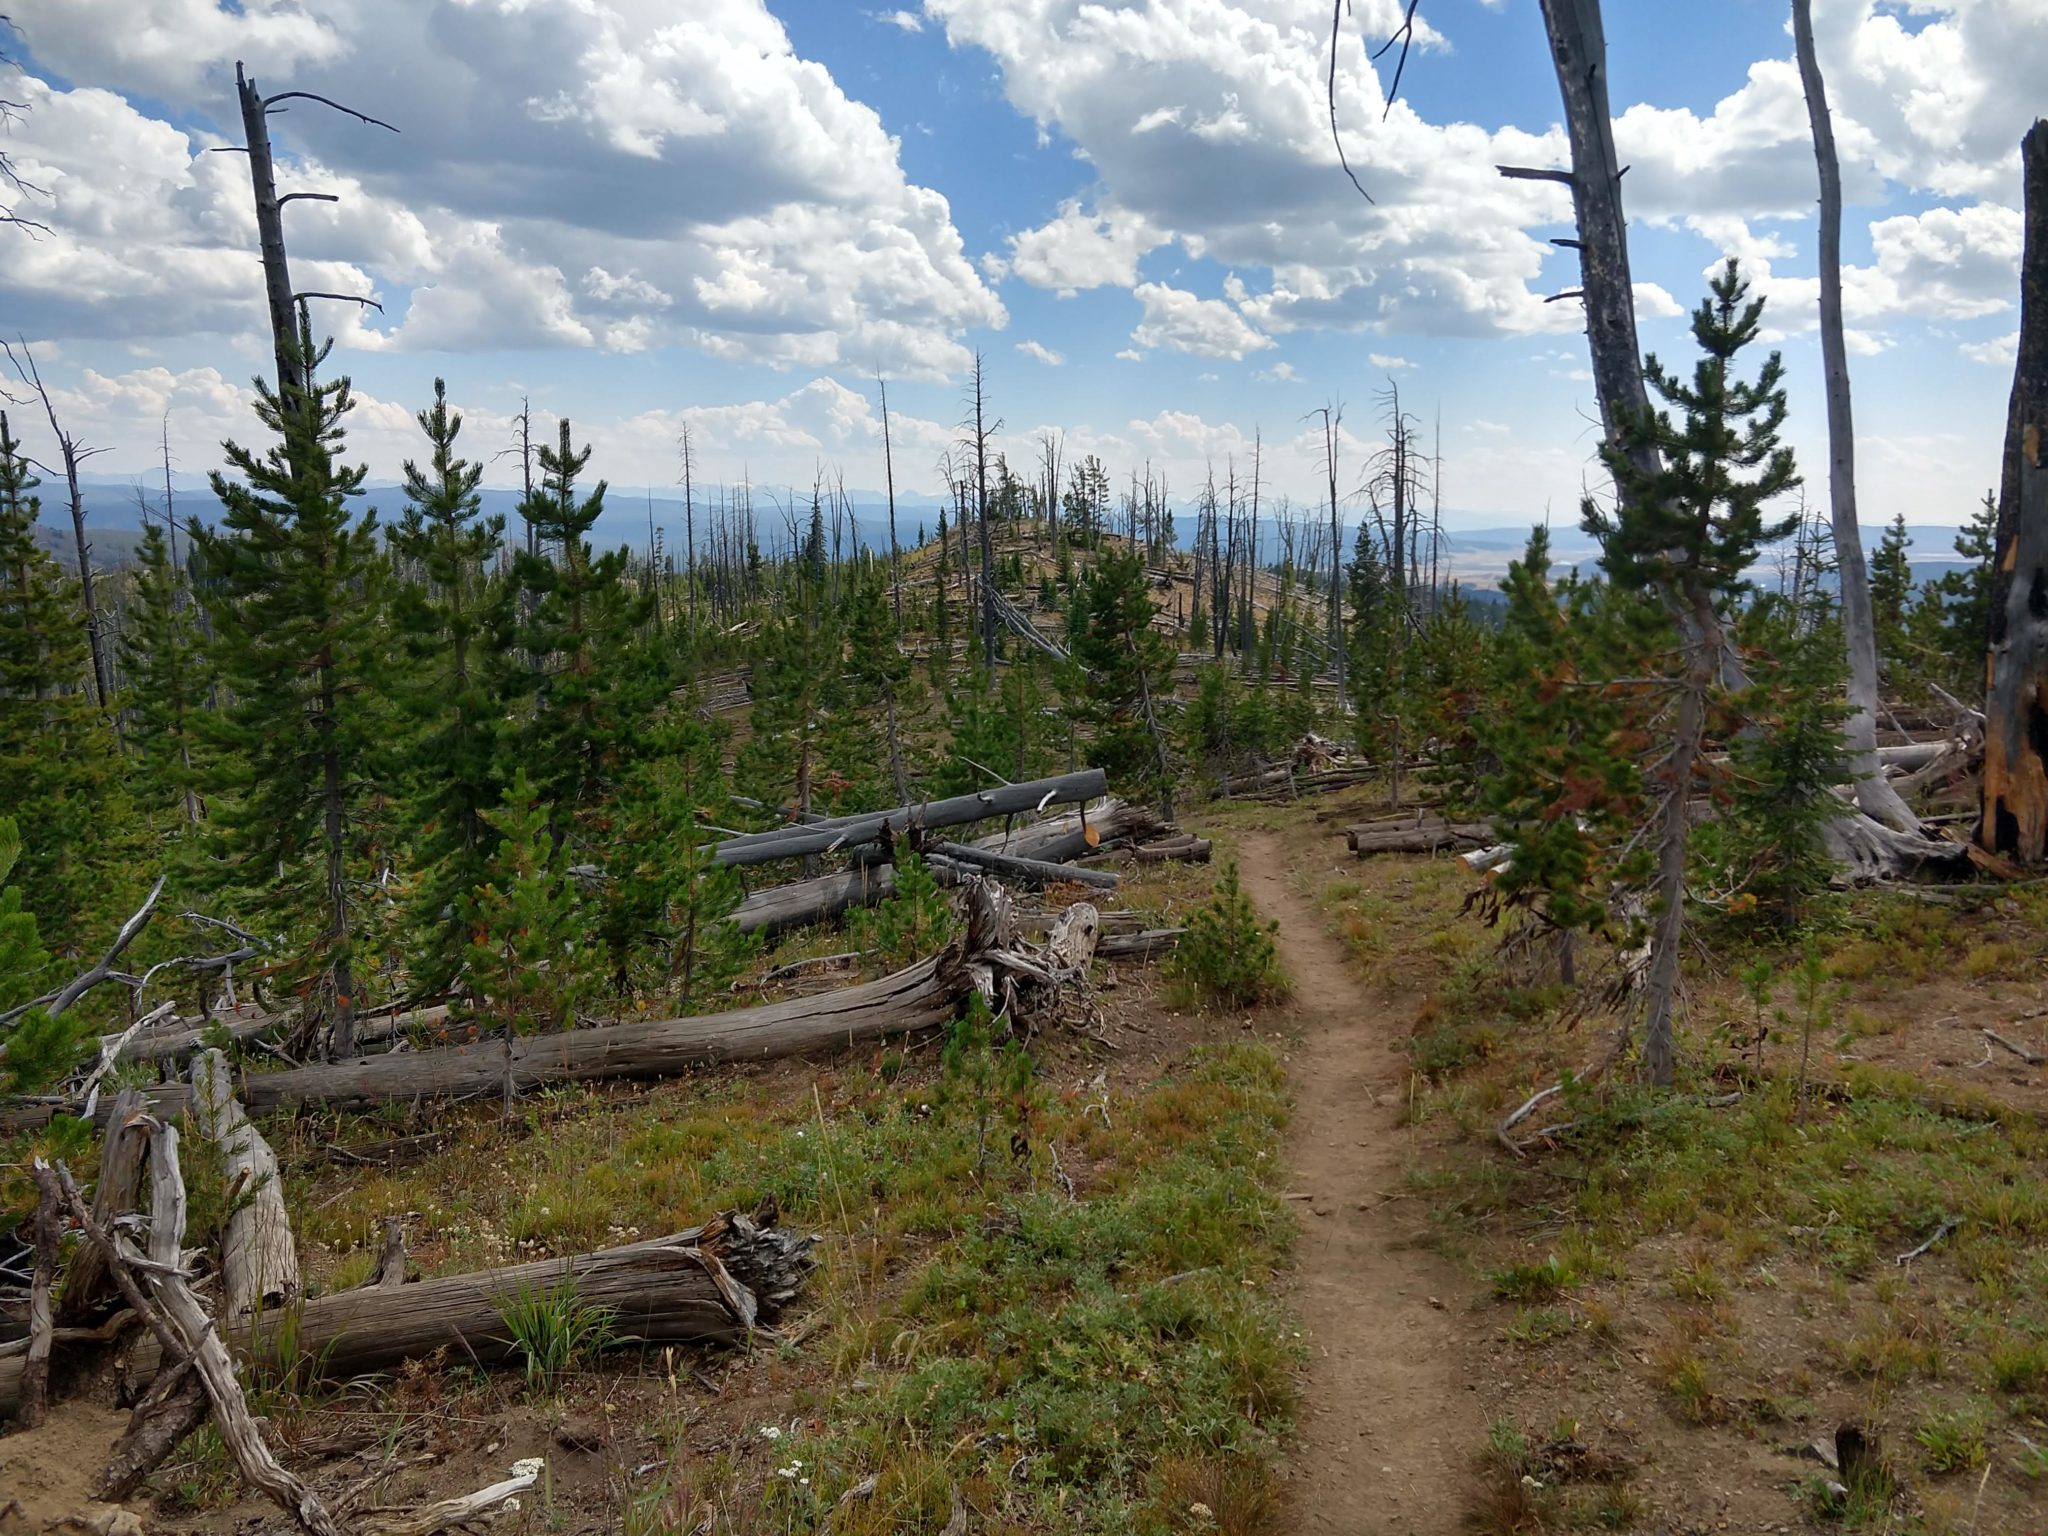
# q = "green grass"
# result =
<box><xmin>283</xmin><ymin>1034</ymin><xmax>1301</xmax><ymax>1536</ymax></box>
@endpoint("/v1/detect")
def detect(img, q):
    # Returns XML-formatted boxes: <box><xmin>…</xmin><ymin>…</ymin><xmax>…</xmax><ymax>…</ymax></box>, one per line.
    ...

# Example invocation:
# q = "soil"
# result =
<box><xmin>1234</xmin><ymin>831</ymin><xmax>1470</xmax><ymax>1536</ymax></box>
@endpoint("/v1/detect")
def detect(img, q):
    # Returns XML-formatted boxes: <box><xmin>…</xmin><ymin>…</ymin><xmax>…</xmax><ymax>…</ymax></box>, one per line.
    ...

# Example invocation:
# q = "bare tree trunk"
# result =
<box><xmin>1792</xmin><ymin>0</ymin><xmax>1917</xmax><ymax>832</ymax></box>
<box><xmin>971</xmin><ymin>354</ymin><xmax>997</xmax><ymax>672</ymax></box>
<box><xmin>1982</xmin><ymin>119</ymin><xmax>2048</xmax><ymax>863</ymax></box>
<box><xmin>1320</xmin><ymin>405</ymin><xmax>1345</xmax><ymax>706</ymax></box>
<box><xmin>879</xmin><ymin>375</ymin><xmax>902</xmax><ymax>635</ymax></box>
<box><xmin>319</xmin><ymin>660</ymin><xmax>356</xmax><ymax>1058</ymax></box>
<box><xmin>679</xmin><ymin>423</ymin><xmax>697</xmax><ymax>629</ymax></box>
<box><xmin>236</xmin><ymin>65</ymin><xmax>305</xmax><ymax>408</ymax></box>
<box><xmin>4</xmin><ymin>339</ymin><xmax>112</xmax><ymax>709</ymax></box>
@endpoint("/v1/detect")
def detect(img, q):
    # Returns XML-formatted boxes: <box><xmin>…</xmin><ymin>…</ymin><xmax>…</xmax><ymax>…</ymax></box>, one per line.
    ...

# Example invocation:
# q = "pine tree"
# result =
<box><xmin>603</xmin><ymin>709</ymin><xmax>754</xmax><ymax>1004</ymax></box>
<box><xmin>736</xmin><ymin>584</ymin><xmax>847</xmax><ymax>818</ymax></box>
<box><xmin>1867</xmin><ymin>511</ymin><xmax>1912</xmax><ymax>668</ymax></box>
<box><xmin>1910</xmin><ymin>491</ymin><xmax>1998</xmax><ymax>698</ymax></box>
<box><xmin>1066</xmin><ymin>544</ymin><xmax>1175</xmax><ymax>809</ymax></box>
<box><xmin>193</xmin><ymin>343</ymin><xmax>390</xmax><ymax>1054</ymax></box>
<box><xmin>0</xmin><ymin>411</ymin><xmax>124</xmax><ymax>955</ymax></box>
<box><xmin>461</xmin><ymin>768</ymin><xmax>601</xmax><ymax>1040</ymax></box>
<box><xmin>1586</xmin><ymin>260</ymin><xmax>1801</xmax><ymax>1086</ymax></box>
<box><xmin>119</xmin><ymin>520</ymin><xmax>209</xmax><ymax>842</ymax></box>
<box><xmin>0</xmin><ymin>815</ymin><xmax>80</xmax><ymax>1094</ymax></box>
<box><xmin>513</xmin><ymin>419</ymin><xmax>666</xmax><ymax>858</ymax></box>
<box><xmin>389</xmin><ymin>380</ymin><xmax>511</xmax><ymax>991</ymax></box>
<box><xmin>1469</xmin><ymin>529</ymin><xmax>1655</xmax><ymax>945</ymax></box>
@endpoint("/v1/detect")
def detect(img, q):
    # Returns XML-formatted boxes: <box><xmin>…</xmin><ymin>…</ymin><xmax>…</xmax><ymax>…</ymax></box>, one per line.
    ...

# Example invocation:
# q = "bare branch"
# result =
<box><xmin>293</xmin><ymin>289</ymin><xmax>384</xmax><ymax>313</ymax></box>
<box><xmin>261</xmin><ymin>89</ymin><xmax>400</xmax><ymax>134</ymax></box>
<box><xmin>1498</xmin><ymin>164</ymin><xmax>1575</xmax><ymax>187</ymax></box>
<box><xmin>1369</xmin><ymin>0</ymin><xmax>1423</xmax><ymax>122</ymax></box>
<box><xmin>1326</xmin><ymin>2</ymin><xmax>1375</xmax><ymax>205</ymax></box>
<box><xmin>276</xmin><ymin>191</ymin><xmax>339</xmax><ymax>208</ymax></box>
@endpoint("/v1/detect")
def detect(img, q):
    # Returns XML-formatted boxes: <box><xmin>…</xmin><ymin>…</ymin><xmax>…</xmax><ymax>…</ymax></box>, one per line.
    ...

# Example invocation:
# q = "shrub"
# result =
<box><xmin>1165</xmin><ymin>862</ymin><xmax>1288</xmax><ymax>1010</ymax></box>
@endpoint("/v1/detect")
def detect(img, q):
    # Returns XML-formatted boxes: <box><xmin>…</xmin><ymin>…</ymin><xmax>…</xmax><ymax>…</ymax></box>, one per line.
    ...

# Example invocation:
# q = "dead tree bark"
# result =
<box><xmin>231</xmin><ymin>65</ymin><xmax>394</xmax><ymax>408</ymax></box>
<box><xmin>880</xmin><ymin>374</ymin><xmax>903</xmax><ymax>636</ymax></box>
<box><xmin>17</xmin><ymin>1165</ymin><xmax>59</xmax><ymax>1426</ymax></box>
<box><xmin>1982</xmin><ymin>120</ymin><xmax>2048</xmax><ymax>864</ymax></box>
<box><xmin>188</xmin><ymin>1049</ymin><xmax>300</xmax><ymax>1315</ymax></box>
<box><xmin>55</xmin><ymin>1089</ymin><xmax>149</xmax><ymax>1324</ymax></box>
<box><xmin>958</xmin><ymin>353</ymin><xmax>1000</xmax><ymax>671</ymax></box>
<box><xmin>90</xmin><ymin>932</ymin><xmax>979</xmax><ymax>1119</ymax></box>
<box><xmin>109</xmin><ymin>1212</ymin><xmax>815</xmax><ymax>1392</ymax></box>
<box><xmin>1791</xmin><ymin>0</ymin><xmax>1916</xmax><ymax>832</ymax></box>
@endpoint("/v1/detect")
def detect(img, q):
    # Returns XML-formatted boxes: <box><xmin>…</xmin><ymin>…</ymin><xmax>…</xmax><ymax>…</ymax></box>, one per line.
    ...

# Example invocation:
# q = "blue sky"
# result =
<box><xmin>0</xmin><ymin>1</ymin><xmax>2034</xmax><ymax>532</ymax></box>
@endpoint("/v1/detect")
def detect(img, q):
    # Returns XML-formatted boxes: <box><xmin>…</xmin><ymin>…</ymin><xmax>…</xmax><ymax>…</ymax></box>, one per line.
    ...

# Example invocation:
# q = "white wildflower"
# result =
<box><xmin>510</xmin><ymin>1457</ymin><xmax>545</xmax><ymax>1479</ymax></box>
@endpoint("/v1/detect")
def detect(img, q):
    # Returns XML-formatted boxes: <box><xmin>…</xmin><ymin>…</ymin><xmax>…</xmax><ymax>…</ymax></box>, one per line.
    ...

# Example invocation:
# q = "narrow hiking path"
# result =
<box><xmin>1236</xmin><ymin>832</ymin><xmax>1469</xmax><ymax>1536</ymax></box>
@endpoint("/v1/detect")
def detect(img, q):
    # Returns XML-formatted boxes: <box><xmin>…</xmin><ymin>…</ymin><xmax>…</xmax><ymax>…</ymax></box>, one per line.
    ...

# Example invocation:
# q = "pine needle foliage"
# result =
<box><xmin>850</xmin><ymin>849</ymin><xmax>956</xmax><ymax>971</ymax></box>
<box><xmin>1165</xmin><ymin>861</ymin><xmax>1288</xmax><ymax>1010</ymax></box>
<box><xmin>460</xmin><ymin>768</ymin><xmax>601</xmax><ymax>1039</ymax></box>
<box><xmin>389</xmin><ymin>379</ymin><xmax>511</xmax><ymax>991</ymax></box>
<box><xmin>192</xmin><ymin>341</ymin><xmax>389</xmax><ymax>1030</ymax></box>
<box><xmin>118</xmin><ymin>519</ymin><xmax>209</xmax><ymax>843</ymax></box>
<box><xmin>0</xmin><ymin>410</ymin><xmax>121</xmax><ymax>953</ymax></box>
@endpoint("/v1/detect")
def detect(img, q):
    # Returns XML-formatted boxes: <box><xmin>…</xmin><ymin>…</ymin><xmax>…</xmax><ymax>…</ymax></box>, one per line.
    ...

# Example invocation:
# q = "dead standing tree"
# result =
<box><xmin>1790</xmin><ymin>0</ymin><xmax>1917</xmax><ymax>834</ymax></box>
<box><xmin>1981</xmin><ymin>120</ymin><xmax>2048</xmax><ymax>864</ymax></box>
<box><xmin>225</xmin><ymin>61</ymin><xmax>395</xmax><ymax>410</ymax></box>
<box><xmin>4</xmin><ymin>337</ymin><xmax>112</xmax><ymax>710</ymax></box>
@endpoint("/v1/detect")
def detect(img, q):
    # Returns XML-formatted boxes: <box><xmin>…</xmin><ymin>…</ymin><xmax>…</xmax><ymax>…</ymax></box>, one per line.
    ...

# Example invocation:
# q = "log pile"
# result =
<box><xmin>715</xmin><ymin>770</ymin><xmax>1108</xmax><ymax>868</ymax></box>
<box><xmin>729</xmin><ymin>797</ymin><xmax>1169</xmax><ymax>937</ymax></box>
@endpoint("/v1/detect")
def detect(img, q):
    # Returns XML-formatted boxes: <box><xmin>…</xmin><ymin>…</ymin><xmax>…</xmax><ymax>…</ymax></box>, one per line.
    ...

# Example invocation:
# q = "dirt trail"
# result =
<box><xmin>1236</xmin><ymin>832</ymin><xmax>1468</xmax><ymax>1536</ymax></box>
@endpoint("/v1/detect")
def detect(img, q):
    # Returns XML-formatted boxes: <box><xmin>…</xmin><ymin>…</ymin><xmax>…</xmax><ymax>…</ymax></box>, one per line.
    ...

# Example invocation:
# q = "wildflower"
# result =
<box><xmin>511</xmin><ymin>1458</ymin><xmax>545</xmax><ymax>1479</ymax></box>
<box><xmin>759</xmin><ymin>1425</ymin><xmax>783</xmax><ymax>1441</ymax></box>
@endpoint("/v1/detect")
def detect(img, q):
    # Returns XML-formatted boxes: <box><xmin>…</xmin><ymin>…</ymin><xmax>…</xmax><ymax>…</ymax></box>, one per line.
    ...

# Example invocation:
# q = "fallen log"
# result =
<box><xmin>1133</xmin><ymin>837</ymin><xmax>1211</xmax><ymax>864</ymax></box>
<box><xmin>715</xmin><ymin>770</ymin><xmax>1107</xmax><ymax>867</ymax></box>
<box><xmin>1096</xmin><ymin>928</ymin><xmax>1185</xmax><ymax>962</ymax></box>
<box><xmin>1347</xmin><ymin>813</ymin><xmax>1492</xmax><ymax>855</ymax></box>
<box><xmin>120</xmin><ymin>1211</ymin><xmax>813</xmax><ymax>1389</ymax></box>
<box><xmin>189</xmin><ymin>1049</ymin><xmax>300</xmax><ymax>1316</ymax></box>
<box><xmin>69</xmin><ymin>908</ymin><xmax>987</xmax><ymax>1122</ymax></box>
<box><xmin>928</xmin><ymin>840</ymin><xmax>1120</xmax><ymax>889</ymax></box>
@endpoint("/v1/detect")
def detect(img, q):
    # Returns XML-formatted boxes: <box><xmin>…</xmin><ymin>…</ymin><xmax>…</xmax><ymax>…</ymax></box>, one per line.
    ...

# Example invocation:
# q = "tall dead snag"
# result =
<box><xmin>1983</xmin><ymin>121</ymin><xmax>2048</xmax><ymax>862</ymax></box>
<box><xmin>3</xmin><ymin>337</ymin><xmax>112</xmax><ymax>710</ymax></box>
<box><xmin>229</xmin><ymin>61</ymin><xmax>395</xmax><ymax>406</ymax></box>
<box><xmin>1791</xmin><ymin>0</ymin><xmax>1917</xmax><ymax>833</ymax></box>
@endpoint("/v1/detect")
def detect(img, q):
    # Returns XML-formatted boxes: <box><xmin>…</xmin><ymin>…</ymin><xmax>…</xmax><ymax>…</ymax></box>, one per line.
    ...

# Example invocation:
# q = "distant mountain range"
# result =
<box><xmin>35</xmin><ymin>476</ymin><xmax>1975</xmax><ymax>593</ymax></box>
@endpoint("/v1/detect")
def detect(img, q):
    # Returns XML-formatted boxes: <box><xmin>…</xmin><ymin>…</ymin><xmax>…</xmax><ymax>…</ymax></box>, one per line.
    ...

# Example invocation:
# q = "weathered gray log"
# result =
<box><xmin>1047</xmin><ymin>904</ymin><xmax>1102</xmax><ymax>974</ymax></box>
<box><xmin>714</xmin><ymin>770</ymin><xmax>1107</xmax><ymax>867</ymax></box>
<box><xmin>57</xmin><ymin>1088</ymin><xmax>150</xmax><ymax>1325</ymax></box>
<box><xmin>117</xmin><ymin>1212</ymin><xmax>814</xmax><ymax>1389</ymax></box>
<box><xmin>1097</xmin><ymin>929</ymin><xmax>1185</xmax><ymax>963</ymax></box>
<box><xmin>85</xmin><ymin>923</ymin><xmax>979</xmax><ymax>1121</ymax></box>
<box><xmin>928</xmin><ymin>840</ymin><xmax>1120</xmax><ymax>889</ymax></box>
<box><xmin>1347</xmin><ymin>814</ymin><xmax>1492</xmax><ymax>855</ymax></box>
<box><xmin>1133</xmin><ymin>837</ymin><xmax>1212</xmax><ymax>864</ymax></box>
<box><xmin>189</xmin><ymin>1049</ymin><xmax>300</xmax><ymax>1315</ymax></box>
